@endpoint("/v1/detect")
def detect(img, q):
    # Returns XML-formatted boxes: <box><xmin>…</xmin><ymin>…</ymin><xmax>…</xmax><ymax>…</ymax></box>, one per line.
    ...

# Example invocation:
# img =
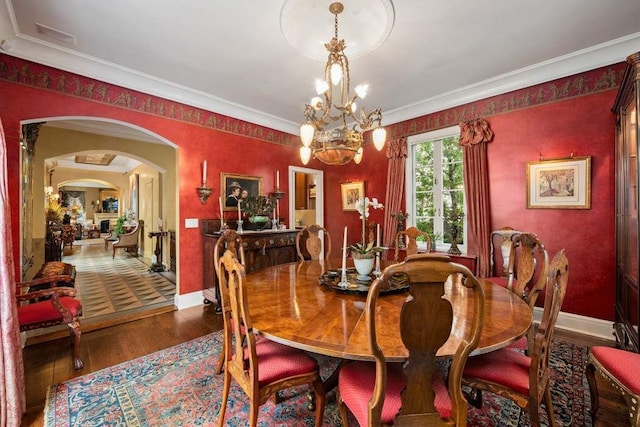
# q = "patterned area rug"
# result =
<box><xmin>44</xmin><ymin>331</ymin><xmax>591</xmax><ymax>426</ymax></box>
<box><xmin>61</xmin><ymin>238</ymin><xmax>175</xmax><ymax>320</ymax></box>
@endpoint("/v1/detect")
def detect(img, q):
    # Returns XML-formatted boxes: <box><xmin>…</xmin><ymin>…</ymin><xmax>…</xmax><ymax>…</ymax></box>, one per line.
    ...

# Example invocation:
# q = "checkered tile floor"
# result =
<box><xmin>60</xmin><ymin>238</ymin><xmax>176</xmax><ymax>320</ymax></box>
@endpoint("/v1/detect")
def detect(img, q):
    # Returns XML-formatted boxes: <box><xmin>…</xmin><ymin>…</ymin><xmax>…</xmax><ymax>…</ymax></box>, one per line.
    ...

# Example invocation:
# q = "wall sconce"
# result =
<box><xmin>197</xmin><ymin>160</ymin><xmax>211</xmax><ymax>204</ymax></box>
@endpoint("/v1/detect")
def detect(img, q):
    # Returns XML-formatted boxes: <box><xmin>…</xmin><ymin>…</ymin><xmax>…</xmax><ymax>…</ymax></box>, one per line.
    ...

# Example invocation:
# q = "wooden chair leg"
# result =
<box><xmin>217</xmin><ymin>370</ymin><xmax>230</xmax><ymax>427</ymax></box>
<box><xmin>585</xmin><ymin>362</ymin><xmax>599</xmax><ymax>422</ymax></box>
<box><xmin>68</xmin><ymin>321</ymin><xmax>84</xmax><ymax>370</ymax></box>
<box><xmin>542</xmin><ymin>384</ymin><xmax>557</xmax><ymax>427</ymax></box>
<box><xmin>113</xmin><ymin>246</ymin><xmax>117</xmax><ymax>259</ymax></box>
<box><xmin>215</xmin><ymin>348</ymin><xmax>225</xmax><ymax>375</ymax></box>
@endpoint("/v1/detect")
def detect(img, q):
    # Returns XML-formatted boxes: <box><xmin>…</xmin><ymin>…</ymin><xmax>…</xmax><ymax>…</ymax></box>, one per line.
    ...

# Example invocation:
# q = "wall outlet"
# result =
<box><xmin>185</xmin><ymin>218</ymin><xmax>198</xmax><ymax>228</ymax></box>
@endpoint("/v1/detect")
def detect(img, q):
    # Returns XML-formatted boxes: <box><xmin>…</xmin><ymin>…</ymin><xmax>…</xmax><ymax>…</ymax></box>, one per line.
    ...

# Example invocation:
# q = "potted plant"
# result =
<box><xmin>114</xmin><ymin>214</ymin><xmax>127</xmax><ymax>235</ymax></box>
<box><xmin>240</xmin><ymin>195</ymin><xmax>275</xmax><ymax>230</ymax></box>
<box><xmin>349</xmin><ymin>197</ymin><xmax>384</xmax><ymax>277</ymax></box>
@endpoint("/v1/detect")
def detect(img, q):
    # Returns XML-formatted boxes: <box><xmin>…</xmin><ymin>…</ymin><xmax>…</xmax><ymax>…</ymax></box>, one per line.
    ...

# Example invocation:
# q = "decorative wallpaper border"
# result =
<box><xmin>0</xmin><ymin>54</ymin><xmax>299</xmax><ymax>147</ymax></box>
<box><xmin>386</xmin><ymin>63</ymin><xmax>625</xmax><ymax>139</ymax></box>
<box><xmin>0</xmin><ymin>53</ymin><xmax>625</xmax><ymax>145</ymax></box>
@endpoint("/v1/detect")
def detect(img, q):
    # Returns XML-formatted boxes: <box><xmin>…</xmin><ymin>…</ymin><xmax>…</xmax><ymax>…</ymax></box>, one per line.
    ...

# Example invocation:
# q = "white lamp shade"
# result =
<box><xmin>300</xmin><ymin>146</ymin><xmax>312</xmax><ymax>165</ymax></box>
<box><xmin>351</xmin><ymin>102</ymin><xmax>357</xmax><ymax>114</ymax></box>
<box><xmin>355</xmin><ymin>84</ymin><xmax>368</xmax><ymax>99</ymax></box>
<box><xmin>330</xmin><ymin>63</ymin><xmax>343</xmax><ymax>86</ymax></box>
<box><xmin>372</xmin><ymin>127</ymin><xmax>387</xmax><ymax>151</ymax></box>
<box><xmin>354</xmin><ymin>147</ymin><xmax>364</xmax><ymax>164</ymax></box>
<box><xmin>300</xmin><ymin>123</ymin><xmax>315</xmax><ymax>147</ymax></box>
<box><xmin>315</xmin><ymin>79</ymin><xmax>329</xmax><ymax>95</ymax></box>
<box><xmin>310</xmin><ymin>96</ymin><xmax>323</xmax><ymax>109</ymax></box>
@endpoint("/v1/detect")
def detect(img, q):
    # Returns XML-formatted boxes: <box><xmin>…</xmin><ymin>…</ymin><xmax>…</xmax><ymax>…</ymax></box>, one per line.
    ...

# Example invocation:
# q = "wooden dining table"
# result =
<box><xmin>245</xmin><ymin>259</ymin><xmax>532</xmax><ymax>362</ymax></box>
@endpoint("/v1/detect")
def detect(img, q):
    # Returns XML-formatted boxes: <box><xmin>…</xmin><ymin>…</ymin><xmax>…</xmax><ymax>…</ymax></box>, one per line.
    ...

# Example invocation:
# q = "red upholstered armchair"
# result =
<box><xmin>16</xmin><ymin>274</ymin><xmax>84</xmax><ymax>370</ymax></box>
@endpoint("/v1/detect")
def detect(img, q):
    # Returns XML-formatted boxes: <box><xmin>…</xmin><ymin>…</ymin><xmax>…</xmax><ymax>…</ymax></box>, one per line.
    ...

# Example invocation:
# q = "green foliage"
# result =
<box><xmin>240</xmin><ymin>195</ymin><xmax>275</xmax><ymax>218</ymax></box>
<box><xmin>114</xmin><ymin>215</ymin><xmax>126</xmax><ymax>235</ymax></box>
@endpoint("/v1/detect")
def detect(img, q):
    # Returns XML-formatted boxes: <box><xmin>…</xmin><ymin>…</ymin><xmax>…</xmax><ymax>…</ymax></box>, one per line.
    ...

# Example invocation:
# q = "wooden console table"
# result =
<box><xmin>201</xmin><ymin>219</ymin><xmax>298</xmax><ymax>312</ymax></box>
<box><xmin>148</xmin><ymin>230</ymin><xmax>168</xmax><ymax>272</ymax></box>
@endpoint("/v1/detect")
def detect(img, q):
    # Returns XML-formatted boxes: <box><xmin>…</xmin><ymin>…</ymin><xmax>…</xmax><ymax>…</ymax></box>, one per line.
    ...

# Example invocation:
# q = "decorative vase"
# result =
<box><xmin>352</xmin><ymin>253</ymin><xmax>375</xmax><ymax>280</ymax></box>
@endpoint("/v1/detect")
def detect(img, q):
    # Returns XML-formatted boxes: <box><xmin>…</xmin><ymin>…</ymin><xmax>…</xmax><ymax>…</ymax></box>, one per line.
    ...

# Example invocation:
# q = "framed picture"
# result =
<box><xmin>221</xmin><ymin>172</ymin><xmax>263</xmax><ymax>211</ymax></box>
<box><xmin>341</xmin><ymin>181</ymin><xmax>365</xmax><ymax>211</ymax></box>
<box><xmin>526</xmin><ymin>156</ymin><xmax>591</xmax><ymax>209</ymax></box>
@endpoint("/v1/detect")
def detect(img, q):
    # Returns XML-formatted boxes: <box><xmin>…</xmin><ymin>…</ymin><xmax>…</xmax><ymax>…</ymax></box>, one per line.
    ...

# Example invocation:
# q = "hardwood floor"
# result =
<box><xmin>22</xmin><ymin>308</ymin><xmax>629</xmax><ymax>426</ymax></box>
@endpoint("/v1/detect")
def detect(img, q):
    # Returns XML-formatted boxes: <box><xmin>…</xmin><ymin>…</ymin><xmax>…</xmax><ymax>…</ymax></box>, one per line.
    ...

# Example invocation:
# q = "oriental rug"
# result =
<box><xmin>44</xmin><ymin>331</ymin><xmax>591</xmax><ymax>426</ymax></box>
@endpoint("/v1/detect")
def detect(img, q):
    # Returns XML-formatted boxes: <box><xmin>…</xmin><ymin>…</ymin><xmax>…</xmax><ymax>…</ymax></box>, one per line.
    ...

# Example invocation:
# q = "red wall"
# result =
<box><xmin>0</xmin><ymin>54</ymin><xmax>622</xmax><ymax>321</ymax></box>
<box><xmin>0</xmin><ymin>55</ymin><xmax>302</xmax><ymax>296</ymax></box>
<box><xmin>322</xmin><ymin>74</ymin><xmax>619</xmax><ymax>321</ymax></box>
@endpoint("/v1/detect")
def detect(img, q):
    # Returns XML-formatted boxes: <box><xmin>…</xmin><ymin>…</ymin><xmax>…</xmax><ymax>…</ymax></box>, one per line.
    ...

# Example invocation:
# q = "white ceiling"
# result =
<box><xmin>2</xmin><ymin>1</ymin><xmax>640</xmax><ymax>138</ymax></box>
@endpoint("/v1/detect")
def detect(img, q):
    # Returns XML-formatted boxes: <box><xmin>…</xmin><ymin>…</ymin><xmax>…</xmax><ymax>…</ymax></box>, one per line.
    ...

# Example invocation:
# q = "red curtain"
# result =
<box><xmin>0</xmin><ymin>118</ymin><xmax>25</xmax><ymax>426</ymax></box>
<box><xmin>459</xmin><ymin>119</ymin><xmax>493</xmax><ymax>277</ymax></box>
<box><xmin>383</xmin><ymin>138</ymin><xmax>407</xmax><ymax>249</ymax></box>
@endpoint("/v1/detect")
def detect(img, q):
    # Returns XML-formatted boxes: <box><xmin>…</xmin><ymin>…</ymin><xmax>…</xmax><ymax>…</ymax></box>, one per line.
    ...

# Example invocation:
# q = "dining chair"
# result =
<box><xmin>17</xmin><ymin>273</ymin><xmax>84</xmax><ymax>370</ymax></box>
<box><xmin>462</xmin><ymin>249</ymin><xmax>569</xmax><ymax>427</ymax></box>
<box><xmin>491</xmin><ymin>232</ymin><xmax>549</xmax><ymax>354</ymax></box>
<box><xmin>489</xmin><ymin>226</ymin><xmax>523</xmax><ymax>279</ymax></box>
<box><xmin>213</xmin><ymin>229</ymin><xmax>246</xmax><ymax>375</ymax></box>
<box><xmin>393</xmin><ymin>226</ymin><xmax>431</xmax><ymax>261</ymax></box>
<box><xmin>217</xmin><ymin>249</ymin><xmax>325</xmax><ymax>427</ymax></box>
<box><xmin>296</xmin><ymin>224</ymin><xmax>331</xmax><ymax>261</ymax></box>
<box><xmin>586</xmin><ymin>346</ymin><xmax>640</xmax><ymax>426</ymax></box>
<box><xmin>337</xmin><ymin>254</ymin><xmax>485</xmax><ymax>426</ymax></box>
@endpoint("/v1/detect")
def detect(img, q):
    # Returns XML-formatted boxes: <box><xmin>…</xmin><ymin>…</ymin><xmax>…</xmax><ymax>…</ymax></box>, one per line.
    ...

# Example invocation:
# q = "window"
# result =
<box><xmin>406</xmin><ymin>126</ymin><xmax>466</xmax><ymax>252</ymax></box>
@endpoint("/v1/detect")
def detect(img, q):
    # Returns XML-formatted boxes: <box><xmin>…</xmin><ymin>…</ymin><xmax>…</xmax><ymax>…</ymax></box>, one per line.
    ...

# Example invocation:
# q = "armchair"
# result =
<box><xmin>16</xmin><ymin>274</ymin><xmax>83</xmax><ymax>370</ymax></box>
<box><xmin>112</xmin><ymin>225</ymin><xmax>141</xmax><ymax>258</ymax></box>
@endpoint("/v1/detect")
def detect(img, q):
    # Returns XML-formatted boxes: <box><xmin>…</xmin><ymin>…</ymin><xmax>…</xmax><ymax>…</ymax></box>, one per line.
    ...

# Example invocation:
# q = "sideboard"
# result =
<box><xmin>201</xmin><ymin>219</ymin><xmax>298</xmax><ymax>311</ymax></box>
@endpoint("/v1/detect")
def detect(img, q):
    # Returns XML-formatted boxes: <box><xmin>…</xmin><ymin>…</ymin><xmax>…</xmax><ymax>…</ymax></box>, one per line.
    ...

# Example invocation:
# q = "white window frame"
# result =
<box><xmin>405</xmin><ymin>125</ymin><xmax>467</xmax><ymax>253</ymax></box>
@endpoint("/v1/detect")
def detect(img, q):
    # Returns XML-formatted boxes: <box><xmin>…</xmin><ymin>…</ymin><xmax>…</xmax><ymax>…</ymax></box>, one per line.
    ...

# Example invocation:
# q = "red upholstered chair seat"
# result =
<box><xmin>18</xmin><ymin>297</ymin><xmax>82</xmax><ymax>328</ymax></box>
<box><xmin>587</xmin><ymin>346</ymin><xmax>640</xmax><ymax>425</ymax></box>
<box><xmin>590</xmin><ymin>346</ymin><xmax>640</xmax><ymax>395</ymax></box>
<box><xmin>463</xmin><ymin>347</ymin><xmax>531</xmax><ymax>395</ymax></box>
<box><xmin>339</xmin><ymin>361</ymin><xmax>451</xmax><ymax>425</ymax></box>
<box><xmin>238</xmin><ymin>338</ymin><xmax>319</xmax><ymax>387</ymax></box>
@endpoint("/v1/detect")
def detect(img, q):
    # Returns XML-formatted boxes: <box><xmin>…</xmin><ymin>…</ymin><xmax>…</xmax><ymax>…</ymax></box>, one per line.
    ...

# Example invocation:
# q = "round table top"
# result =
<box><xmin>245</xmin><ymin>259</ymin><xmax>533</xmax><ymax>362</ymax></box>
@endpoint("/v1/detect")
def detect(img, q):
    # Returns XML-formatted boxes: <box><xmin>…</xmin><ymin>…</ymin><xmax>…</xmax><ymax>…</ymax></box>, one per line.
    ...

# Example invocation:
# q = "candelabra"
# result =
<box><xmin>270</xmin><ymin>188</ymin><xmax>285</xmax><ymax>228</ymax></box>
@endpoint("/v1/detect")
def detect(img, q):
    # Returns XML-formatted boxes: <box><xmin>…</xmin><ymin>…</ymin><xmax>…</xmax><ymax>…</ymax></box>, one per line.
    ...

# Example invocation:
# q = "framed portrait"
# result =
<box><xmin>341</xmin><ymin>181</ymin><xmax>365</xmax><ymax>211</ymax></box>
<box><xmin>60</xmin><ymin>190</ymin><xmax>85</xmax><ymax>213</ymax></box>
<box><xmin>526</xmin><ymin>156</ymin><xmax>591</xmax><ymax>209</ymax></box>
<box><xmin>221</xmin><ymin>172</ymin><xmax>263</xmax><ymax>211</ymax></box>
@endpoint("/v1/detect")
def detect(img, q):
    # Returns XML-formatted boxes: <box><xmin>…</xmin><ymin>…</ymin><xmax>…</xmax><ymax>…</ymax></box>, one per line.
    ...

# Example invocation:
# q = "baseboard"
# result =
<box><xmin>534</xmin><ymin>307</ymin><xmax>616</xmax><ymax>343</ymax></box>
<box><xmin>175</xmin><ymin>290</ymin><xmax>205</xmax><ymax>310</ymax></box>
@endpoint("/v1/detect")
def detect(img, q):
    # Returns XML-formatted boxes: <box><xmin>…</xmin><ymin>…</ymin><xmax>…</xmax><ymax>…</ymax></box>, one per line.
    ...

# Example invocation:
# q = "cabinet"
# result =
<box><xmin>614</xmin><ymin>52</ymin><xmax>640</xmax><ymax>352</ymax></box>
<box><xmin>201</xmin><ymin>219</ymin><xmax>298</xmax><ymax>309</ymax></box>
<box><xmin>169</xmin><ymin>230</ymin><xmax>176</xmax><ymax>273</ymax></box>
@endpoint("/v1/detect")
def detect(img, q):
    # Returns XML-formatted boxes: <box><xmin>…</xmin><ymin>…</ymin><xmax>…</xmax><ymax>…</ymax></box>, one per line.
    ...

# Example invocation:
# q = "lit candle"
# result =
<box><xmin>276</xmin><ymin>170</ymin><xmax>280</xmax><ymax>188</ymax></box>
<box><xmin>202</xmin><ymin>160</ymin><xmax>207</xmax><ymax>185</ymax></box>
<box><xmin>341</xmin><ymin>226</ymin><xmax>348</xmax><ymax>274</ymax></box>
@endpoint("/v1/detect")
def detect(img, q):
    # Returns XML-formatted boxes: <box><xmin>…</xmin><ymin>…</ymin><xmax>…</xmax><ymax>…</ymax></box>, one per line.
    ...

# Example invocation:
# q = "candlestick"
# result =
<box><xmin>219</xmin><ymin>197</ymin><xmax>224</xmax><ymax>217</ymax></box>
<box><xmin>338</xmin><ymin>226</ymin><xmax>349</xmax><ymax>288</ymax></box>
<box><xmin>276</xmin><ymin>170</ymin><xmax>280</xmax><ymax>188</ymax></box>
<box><xmin>237</xmin><ymin>201</ymin><xmax>241</xmax><ymax>219</ymax></box>
<box><xmin>202</xmin><ymin>160</ymin><xmax>207</xmax><ymax>185</ymax></box>
<box><xmin>374</xmin><ymin>223</ymin><xmax>381</xmax><ymax>277</ymax></box>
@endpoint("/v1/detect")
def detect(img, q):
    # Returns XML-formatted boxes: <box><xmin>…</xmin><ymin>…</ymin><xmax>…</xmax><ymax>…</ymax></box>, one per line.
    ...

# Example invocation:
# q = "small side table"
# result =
<box><xmin>148</xmin><ymin>230</ymin><xmax>168</xmax><ymax>272</ymax></box>
<box><xmin>87</xmin><ymin>229</ymin><xmax>101</xmax><ymax>239</ymax></box>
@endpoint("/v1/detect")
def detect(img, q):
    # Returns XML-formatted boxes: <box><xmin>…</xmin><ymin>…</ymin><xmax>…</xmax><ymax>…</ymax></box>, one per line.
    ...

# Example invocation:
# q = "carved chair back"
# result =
<box><xmin>394</xmin><ymin>226</ymin><xmax>431</xmax><ymax>261</ymax></box>
<box><xmin>296</xmin><ymin>224</ymin><xmax>331</xmax><ymax>261</ymax></box>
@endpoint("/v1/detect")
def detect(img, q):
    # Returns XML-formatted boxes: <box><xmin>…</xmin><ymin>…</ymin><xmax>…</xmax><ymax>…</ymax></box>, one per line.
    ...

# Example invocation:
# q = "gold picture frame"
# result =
<box><xmin>221</xmin><ymin>172</ymin><xmax>263</xmax><ymax>211</ymax></box>
<box><xmin>341</xmin><ymin>181</ymin><xmax>365</xmax><ymax>211</ymax></box>
<box><xmin>526</xmin><ymin>156</ymin><xmax>591</xmax><ymax>209</ymax></box>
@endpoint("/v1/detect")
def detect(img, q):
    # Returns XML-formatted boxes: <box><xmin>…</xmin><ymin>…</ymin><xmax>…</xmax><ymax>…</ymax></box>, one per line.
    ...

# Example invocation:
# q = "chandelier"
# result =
<box><xmin>299</xmin><ymin>2</ymin><xmax>386</xmax><ymax>166</ymax></box>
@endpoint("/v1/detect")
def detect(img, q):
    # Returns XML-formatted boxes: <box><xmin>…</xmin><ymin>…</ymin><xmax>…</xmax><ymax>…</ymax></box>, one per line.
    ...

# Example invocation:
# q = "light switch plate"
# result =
<box><xmin>185</xmin><ymin>218</ymin><xmax>198</xmax><ymax>228</ymax></box>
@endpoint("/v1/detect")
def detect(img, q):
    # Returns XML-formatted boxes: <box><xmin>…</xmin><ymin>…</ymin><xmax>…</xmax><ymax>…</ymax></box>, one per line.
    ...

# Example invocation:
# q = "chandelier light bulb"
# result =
<box><xmin>310</xmin><ymin>96</ymin><xmax>323</xmax><ymax>109</ymax></box>
<box><xmin>355</xmin><ymin>84</ymin><xmax>368</xmax><ymax>99</ymax></box>
<box><xmin>300</xmin><ymin>123</ymin><xmax>315</xmax><ymax>147</ymax></box>
<box><xmin>372</xmin><ymin>127</ymin><xmax>387</xmax><ymax>151</ymax></box>
<box><xmin>330</xmin><ymin>62</ymin><xmax>343</xmax><ymax>86</ymax></box>
<box><xmin>300</xmin><ymin>146</ymin><xmax>312</xmax><ymax>165</ymax></box>
<box><xmin>315</xmin><ymin>79</ymin><xmax>329</xmax><ymax>95</ymax></box>
<box><xmin>354</xmin><ymin>147</ymin><xmax>364</xmax><ymax>164</ymax></box>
